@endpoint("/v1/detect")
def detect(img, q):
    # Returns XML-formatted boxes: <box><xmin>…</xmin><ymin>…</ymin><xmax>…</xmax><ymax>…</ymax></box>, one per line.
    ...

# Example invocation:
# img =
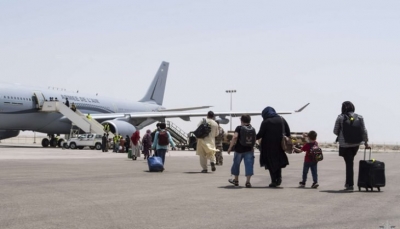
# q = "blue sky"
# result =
<box><xmin>1</xmin><ymin>1</ymin><xmax>399</xmax><ymax>143</ymax></box>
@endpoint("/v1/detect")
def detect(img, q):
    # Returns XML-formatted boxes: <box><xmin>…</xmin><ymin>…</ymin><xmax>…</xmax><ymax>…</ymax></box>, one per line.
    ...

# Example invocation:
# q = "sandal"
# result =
<box><xmin>228</xmin><ymin>179</ymin><xmax>239</xmax><ymax>186</ymax></box>
<box><xmin>245</xmin><ymin>182</ymin><xmax>252</xmax><ymax>188</ymax></box>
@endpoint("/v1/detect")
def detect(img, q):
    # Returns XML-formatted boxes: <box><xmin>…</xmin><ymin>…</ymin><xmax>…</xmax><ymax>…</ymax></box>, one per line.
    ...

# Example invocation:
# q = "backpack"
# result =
<box><xmin>239</xmin><ymin>125</ymin><xmax>256</xmax><ymax>147</ymax></box>
<box><xmin>309</xmin><ymin>142</ymin><xmax>323</xmax><ymax>162</ymax></box>
<box><xmin>158</xmin><ymin>131</ymin><xmax>169</xmax><ymax>146</ymax></box>
<box><xmin>193</xmin><ymin>118</ymin><xmax>211</xmax><ymax>139</ymax></box>
<box><xmin>342</xmin><ymin>114</ymin><xmax>363</xmax><ymax>144</ymax></box>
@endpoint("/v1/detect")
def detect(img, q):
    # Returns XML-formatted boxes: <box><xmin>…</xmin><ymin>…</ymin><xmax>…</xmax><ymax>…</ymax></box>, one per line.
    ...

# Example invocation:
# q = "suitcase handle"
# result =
<box><xmin>364</xmin><ymin>148</ymin><xmax>372</xmax><ymax>160</ymax></box>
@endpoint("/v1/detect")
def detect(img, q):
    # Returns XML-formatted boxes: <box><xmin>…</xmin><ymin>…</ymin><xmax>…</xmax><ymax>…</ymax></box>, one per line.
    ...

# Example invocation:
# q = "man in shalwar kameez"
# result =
<box><xmin>196</xmin><ymin>111</ymin><xmax>219</xmax><ymax>173</ymax></box>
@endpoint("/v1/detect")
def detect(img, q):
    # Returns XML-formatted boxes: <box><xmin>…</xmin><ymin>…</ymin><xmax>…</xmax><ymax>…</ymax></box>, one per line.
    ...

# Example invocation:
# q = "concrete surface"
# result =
<box><xmin>0</xmin><ymin>144</ymin><xmax>399</xmax><ymax>229</ymax></box>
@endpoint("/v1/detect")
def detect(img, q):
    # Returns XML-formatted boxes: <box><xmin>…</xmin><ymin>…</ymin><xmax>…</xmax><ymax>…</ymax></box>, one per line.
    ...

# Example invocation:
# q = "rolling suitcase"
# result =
<box><xmin>357</xmin><ymin>149</ymin><xmax>385</xmax><ymax>192</ymax></box>
<box><xmin>147</xmin><ymin>156</ymin><xmax>164</xmax><ymax>172</ymax></box>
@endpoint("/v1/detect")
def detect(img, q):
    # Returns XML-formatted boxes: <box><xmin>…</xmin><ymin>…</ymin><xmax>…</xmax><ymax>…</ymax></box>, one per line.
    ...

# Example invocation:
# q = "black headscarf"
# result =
<box><xmin>262</xmin><ymin>106</ymin><xmax>279</xmax><ymax>119</ymax></box>
<box><xmin>341</xmin><ymin>101</ymin><xmax>355</xmax><ymax>114</ymax></box>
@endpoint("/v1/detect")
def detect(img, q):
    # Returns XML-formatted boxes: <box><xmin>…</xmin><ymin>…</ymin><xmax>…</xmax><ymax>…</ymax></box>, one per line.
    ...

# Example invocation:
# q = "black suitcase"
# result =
<box><xmin>357</xmin><ymin>149</ymin><xmax>385</xmax><ymax>192</ymax></box>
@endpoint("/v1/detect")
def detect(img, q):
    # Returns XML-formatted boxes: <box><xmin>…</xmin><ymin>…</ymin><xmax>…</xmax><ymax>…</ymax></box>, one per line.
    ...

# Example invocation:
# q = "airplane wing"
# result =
<box><xmin>91</xmin><ymin>103</ymin><xmax>310</xmax><ymax>122</ymax></box>
<box><xmin>159</xmin><ymin>106</ymin><xmax>213</xmax><ymax>112</ymax></box>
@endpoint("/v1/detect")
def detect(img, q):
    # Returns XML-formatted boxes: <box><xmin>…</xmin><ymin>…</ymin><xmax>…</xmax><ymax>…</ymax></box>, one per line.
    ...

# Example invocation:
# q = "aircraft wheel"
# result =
<box><xmin>41</xmin><ymin>138</ymin><xmax>49</xmax><ymax>147</ymax></box>
<box><xmin>50</xmin><ymin>138</ymin><xmax>57</xmax><ymax>147</ymax></box>
<box><xmin>95</xmin><ymin>143</ymin><xmax>102</xmax><ymax>150</ymax></box>
<box><xmin>69</xmin><ymin>142</ymin><xmax>77</xmax><ymax>149</ymax></box>
<box><xmin>57</xmin><ymin>139</ymin><xmax>64</xmax><ymax>147</ymax></box>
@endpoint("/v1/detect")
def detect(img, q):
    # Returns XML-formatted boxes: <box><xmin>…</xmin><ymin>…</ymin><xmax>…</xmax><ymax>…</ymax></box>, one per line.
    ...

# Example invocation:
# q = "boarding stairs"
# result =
<box><xmin>40</xmin><ymin>101</ymin><xmax>113</xmax><ymax>138</ymax></box>
<box><xmin>166</xmin><ymin>121</ymin><xmax>188</xmax><ymax>146</ymax></box>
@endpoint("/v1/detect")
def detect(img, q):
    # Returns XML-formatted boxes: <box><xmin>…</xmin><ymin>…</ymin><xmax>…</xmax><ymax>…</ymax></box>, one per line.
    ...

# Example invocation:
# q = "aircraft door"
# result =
<box><xmin>33</xmin><ymin>91</ymin><xmax>45</xmax><ymax>109</ymax></box>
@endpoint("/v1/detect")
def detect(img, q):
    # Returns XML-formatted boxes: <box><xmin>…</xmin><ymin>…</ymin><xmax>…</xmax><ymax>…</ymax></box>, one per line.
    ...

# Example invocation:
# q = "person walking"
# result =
<box><xmin>65</xmin><ymin>98</ymin><xmax>70</xmax><ymax>107</ymax></box>
<box><xmin>294</xmin><ymin>130</ymin><xmax>320</xmax><ymax>188</ymax></box>
<box><xmin>256</xmin><ymin>106</ymin><xmax>290</xmax><ymax>187</ymax></box>
<box><xmin>215</xmin><ymin>121</ymin><xmax>225</xmax><ymax>165</ymax></box>
<box><xmin>131</xmin><ymin>130</ymin><xmax>141</xmax><ymax>160</ymax></box>
<box><xmin>101</xmin><ymin>133</ymin><xmax>107</xmax><ymax>152</ymax></box>
<box><xmin>71</xmin><ymin>102</ymin><xmax>76</xmax><ymax>112</ymax></box>
<box><xmin>125</xmin><ymin>135</ymin><xmax>130</xmax><ymax>153</ymax></box>
<box><xmin>227</xmin><ymin>115</ymin><xmax>256</xmax><ymax>188</ymax></box>
<box><xmin>333</xmin><ymin>101</ymin><xmax>369</xmax><ymax>191</ymax></box>
<box><xmin>152</xmin><ymin>123</ymin><xmax>175</xmax><ymax>167</ymax></box>
<box><xmin>196</xmin><ymin>111</ymin><xmax>219</xmax><ymax>173</ymax></box>
<box><xmin>142</xmin><ymin>129</ymin><xmax>153</xmax><ymax>159</ymax></box>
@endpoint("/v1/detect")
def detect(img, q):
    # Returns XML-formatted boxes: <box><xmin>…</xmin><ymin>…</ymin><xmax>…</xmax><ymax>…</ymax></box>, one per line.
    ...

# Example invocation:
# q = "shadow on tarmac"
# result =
<box><xmin>183</xmin><ymin>172</ymin><xmax>212</xmax><ymax>174</ymax></box>
<box><xmin>319</xmin><ymin>190</ymin><xmax>356</xmax><ymax>194</ymax></box>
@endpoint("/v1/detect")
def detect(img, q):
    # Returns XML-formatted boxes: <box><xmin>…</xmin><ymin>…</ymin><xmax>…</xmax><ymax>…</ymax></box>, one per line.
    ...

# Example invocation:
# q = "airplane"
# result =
<box><xmin>0</xmin><ymin>61</ymin><xmax>310</xmax><ymax>148</ymax></box>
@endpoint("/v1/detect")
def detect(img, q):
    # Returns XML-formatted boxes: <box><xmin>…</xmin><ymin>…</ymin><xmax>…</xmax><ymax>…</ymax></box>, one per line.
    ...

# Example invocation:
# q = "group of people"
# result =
<box><xmin>196</xmin><ymin>101</ymin><xmax>369</xmax><ymax>191</ymax></box>
<box><xmin>127</xmin><ymin>123</ymin><xmax>176</xmax><ymax>165</ymax></box>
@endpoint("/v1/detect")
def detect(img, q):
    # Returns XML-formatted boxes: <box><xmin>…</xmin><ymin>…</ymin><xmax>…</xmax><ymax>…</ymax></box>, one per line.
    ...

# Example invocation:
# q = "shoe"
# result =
<box><xmin>344</xmin><ymin>184</ymin><xmax>354</xmax><ymax>191</ymax></box>
<box><xmin>269</xmin><ymin>183</ymin><xmax>278</xmax><ymax>188</ymax></box>
<box><xmin>245</xmin><ymin>182</ymin><xmax>252</xmax><ymax>188</ymax></box>
<box><xmin>299</xmin><ymin>181</ymin><xmax>305</xmax><ymax>187</ymax></box>
<box><xmin>311</xmin><ymin>182</ymin><xmax>319</xmax><ymax>188</ymax></box>
<box><xmin>228</xmin><ymin>179</ymin><xmax>239</xmax><ymax>186</ymax></box>
<box><xmin>201</xmin><ymin>170</ymin><xmax>208</xmax><ymax>173</ymax></box>
<box><xmin>276</xmin><ymin>178</ymin><xmax>282</xmax><ymax>186</ymax></box>
<box><xmin>211</xmin><ymin>162</ymin><xmax>216</xmax><ymax>172</ymax></box>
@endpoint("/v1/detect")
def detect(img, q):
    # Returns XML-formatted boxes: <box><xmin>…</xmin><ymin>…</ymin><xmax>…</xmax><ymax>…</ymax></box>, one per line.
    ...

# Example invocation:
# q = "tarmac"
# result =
<box><xmin>0</xmin><ymin>144</ymin><xmax>399</xmax><ymax>229</ymax></box>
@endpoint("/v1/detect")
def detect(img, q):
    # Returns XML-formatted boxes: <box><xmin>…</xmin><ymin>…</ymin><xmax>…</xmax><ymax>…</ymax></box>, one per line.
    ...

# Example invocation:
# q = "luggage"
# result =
<box><xmin>193</xmin><ymin>118</ymin><xmax>211</xmax><ymax>139</ymax></box>
<box><xmin>128</xmin><ymin>149</ymin><xmax>132</xmax><ymax>159</ymax></box>
<box><xmin>357</xmin><ymin>149</ymin><xmax>385</xmax><ymax>192</ymax></box>
<box><xmin>147</xmin><ymin>156</ymin><xmax>164</xmax><ymax>172</ymax></box>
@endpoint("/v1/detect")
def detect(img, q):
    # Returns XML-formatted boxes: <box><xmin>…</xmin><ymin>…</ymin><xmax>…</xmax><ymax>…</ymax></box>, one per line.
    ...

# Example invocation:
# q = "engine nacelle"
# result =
<box><xmin>0</xmin><ymin>130</ymin><xmax>20</xmax><ymax>140</ymax></box>
<box><xmin>101</xmin><ymin>120</ymin><xmax>136</xmax><ymax>137</ymax></box>
<box><xmin>216</xmin><ymin>118</ymin><xmax>229</xmax><ymax>125</ymax></box>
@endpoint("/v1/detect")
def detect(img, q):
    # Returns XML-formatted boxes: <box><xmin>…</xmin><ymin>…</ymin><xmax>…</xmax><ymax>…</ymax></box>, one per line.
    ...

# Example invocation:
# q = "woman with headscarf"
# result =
<box><xmin>256</xmin><ymin>106</ymin><xmax>290</xmax><ymax>187</ymax></box>
<box><xmin>130</xmin><ymin>130</ymin><xmax>141</xmax><ymax>160</ymax></box>
<box><xmin>142</xmin><ymin>129</ymin><xmax>153</xmax><ymax>159</ymax></box>
<box><xmin>333</xmin><ymin>101</ymin><xmax>369</xmax><ymax>191</ymax></box>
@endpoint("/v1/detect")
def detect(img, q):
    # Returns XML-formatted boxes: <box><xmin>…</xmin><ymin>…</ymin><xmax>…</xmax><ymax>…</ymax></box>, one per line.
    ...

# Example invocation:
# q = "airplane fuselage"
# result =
<box><xmin>0</xmin><ymin>83</ymin><xmax>163</xmax><ymax>134</ymax></box>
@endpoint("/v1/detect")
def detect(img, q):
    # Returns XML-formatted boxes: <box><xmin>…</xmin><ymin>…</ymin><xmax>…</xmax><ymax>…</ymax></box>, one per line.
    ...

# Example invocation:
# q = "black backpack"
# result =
<box><xmin>193</xmin><ymin>119</ymin><xmax>211</xmax><ymax>139</ymax></box>
<box><xmin>309</xmin><ymin>142</ymin><xmax>323</xmax><ymax>162</ymax></box>
<box><xmin>342</xmin><ymin>114</ymin><xmax>363</xmax><ymax>144</ymax></box>
<box><xmin>239</xmin><ymin>125</ymin><xmax>256</xmax><ymax>147</ymax></box>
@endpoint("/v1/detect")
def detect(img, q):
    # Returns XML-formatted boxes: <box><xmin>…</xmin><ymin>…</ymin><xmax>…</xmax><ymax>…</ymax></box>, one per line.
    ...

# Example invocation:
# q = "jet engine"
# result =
<box><xmin>0</xmin><ymin>130</ymin><xmax>20</xmax><ymax>140</ymax></box>
<box><xmin>216</xmin><ymin>118</ymin><xmax>229</xmax><ymax>125</ymax></box>
<box><xmin>101</xmin><ymin>120</ymin><xmax>137</xmax><ymax>137</ymax></box>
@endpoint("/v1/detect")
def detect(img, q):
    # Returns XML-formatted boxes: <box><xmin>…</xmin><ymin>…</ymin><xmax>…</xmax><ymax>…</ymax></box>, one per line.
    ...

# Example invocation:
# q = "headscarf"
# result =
<box><xmin>146</xmin><ymin>129</ymin><xmax>151</xmax><ymax>134</ymax></box>
<box><xmin>262</xmin><ymin>106</ymin><xmax>279</xmax><ymax>119</ymax></box>
<box><xmin>341</xmin><ymin>101</ymin><xmax>355</xmax><ymax>114</ymax></box>
<box><xmin>131</xmin><ymin>130</ymin><xmax>140</xmax><ymax>145</ymax></box>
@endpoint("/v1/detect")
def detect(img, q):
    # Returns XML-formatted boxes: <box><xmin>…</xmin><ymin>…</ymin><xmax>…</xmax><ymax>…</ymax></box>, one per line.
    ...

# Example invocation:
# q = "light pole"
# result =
<box><xmin>225</xmin><ymin>90</ymin><xmax>236</xmax><ymax>131</ymax></box>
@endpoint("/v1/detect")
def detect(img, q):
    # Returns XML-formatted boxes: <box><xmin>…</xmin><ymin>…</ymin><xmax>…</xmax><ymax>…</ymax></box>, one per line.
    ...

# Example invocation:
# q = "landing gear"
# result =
<box><xmin>41</xmin><ymin>138</ymin><xmax>49</xmax><ymax>147</ymax></box>
<box><xmin>57</xmin><ymin>139</ymin><xmax>64</xmax><ymax>147</ymax></box>
<box><xmin>50</xmin><ymin>138</ymin><xmax>57</xmax><ymax>147</ymax></box>
<box><xmin>42</xmin><ymin>134</ymin><xmax>63</xmax><ymax>148</ymax></box>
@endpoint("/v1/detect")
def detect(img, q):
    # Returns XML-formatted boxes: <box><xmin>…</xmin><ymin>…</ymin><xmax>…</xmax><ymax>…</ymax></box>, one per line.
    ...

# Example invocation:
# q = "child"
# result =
<box><xmin>294</xmin><ymin>130</ymin><xmax>319</xmax><ymax>188</ymax></box>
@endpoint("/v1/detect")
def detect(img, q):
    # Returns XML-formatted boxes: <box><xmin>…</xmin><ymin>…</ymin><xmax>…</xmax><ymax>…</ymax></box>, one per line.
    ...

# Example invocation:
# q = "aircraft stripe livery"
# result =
<box><xmin>0</xmin><ymin>61</ymin><xmax>309</xmax><ymax>147</ymax></box>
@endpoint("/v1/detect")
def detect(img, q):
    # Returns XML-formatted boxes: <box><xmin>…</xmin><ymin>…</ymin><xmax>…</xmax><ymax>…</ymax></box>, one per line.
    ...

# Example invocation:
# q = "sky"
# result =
<box><xmin>1</xmin><ymin>0</ymin><xmax>399</xmax><ymax>144</ymax></box>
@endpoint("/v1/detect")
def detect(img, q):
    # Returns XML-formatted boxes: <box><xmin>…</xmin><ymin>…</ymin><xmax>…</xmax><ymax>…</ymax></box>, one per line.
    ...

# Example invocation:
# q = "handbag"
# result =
<box><xmin>280</xmin><ymin>117</ymin><xmax>293</xmax><ymax>154</ymax></box>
